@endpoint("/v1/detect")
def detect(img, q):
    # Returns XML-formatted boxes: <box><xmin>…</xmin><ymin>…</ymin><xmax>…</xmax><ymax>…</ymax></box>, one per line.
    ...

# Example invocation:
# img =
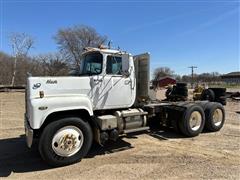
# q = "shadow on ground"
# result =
<box><xmin>0</xmin><ymin>134</ymin><xmax>133</xmax><ymax>177</ymax></box>
<box><xmin>0</xmin><ymin>135</ymin><xmax>49</xmax><ymax>177</ymax></box>
<box><xmin>0</xmin><ymin>127</ymin><xmax>185</xmax><ymax>177</ymax></box>
<box><xmin>148</xmin><ymin>126</ymin><xmax>189</xmax><ymax>140</ymax></box>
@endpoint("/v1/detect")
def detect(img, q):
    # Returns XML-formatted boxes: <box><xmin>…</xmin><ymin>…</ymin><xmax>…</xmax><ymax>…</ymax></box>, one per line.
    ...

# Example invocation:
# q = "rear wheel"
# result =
<box><xmin>204</xmin><ymin>103</ymin><xmax>225</xmax><ymax>132</ymax></box>
<box><xmin>39</xmin><ymin>117</ymin><xmax>93</xmax><ymax>167</ymax></box>
<box><xmin>179</xmin><ymin>105</ymin><xmax>205</xmax><ymax>137</ymax></box>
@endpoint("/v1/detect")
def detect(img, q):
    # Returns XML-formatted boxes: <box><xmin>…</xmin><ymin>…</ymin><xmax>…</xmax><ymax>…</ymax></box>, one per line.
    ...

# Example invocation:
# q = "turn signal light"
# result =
<box><xmin>39</xmin><ymin>91</ymin><xmax>44</xmax><ymax>98</ymax></box>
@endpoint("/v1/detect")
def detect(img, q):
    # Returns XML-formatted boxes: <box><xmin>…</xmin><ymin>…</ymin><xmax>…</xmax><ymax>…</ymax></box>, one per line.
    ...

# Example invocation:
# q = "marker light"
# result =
<box><xmin>39</xmin><ymin>91</ymin><xmax>44</xmax><ymax>98</ymax></box>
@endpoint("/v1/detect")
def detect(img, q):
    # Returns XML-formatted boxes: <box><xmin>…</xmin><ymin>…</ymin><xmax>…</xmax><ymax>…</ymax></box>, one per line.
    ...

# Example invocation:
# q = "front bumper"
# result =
<box><xmin>24</xmin><ymin>114</ymin><xmax>33</xmax><ymax>148</ymax></box>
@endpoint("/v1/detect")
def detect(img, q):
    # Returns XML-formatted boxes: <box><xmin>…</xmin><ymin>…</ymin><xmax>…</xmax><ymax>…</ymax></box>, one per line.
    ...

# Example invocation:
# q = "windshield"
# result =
<box><xmin>80</xmin><ymin>52</ymin><xmax>103</xmax><ymax>75</ymax></box>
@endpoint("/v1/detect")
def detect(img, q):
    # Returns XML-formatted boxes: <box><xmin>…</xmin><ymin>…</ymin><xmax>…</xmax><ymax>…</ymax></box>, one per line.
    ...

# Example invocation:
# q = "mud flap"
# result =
<box><xmin>25</xmin><ymin>114</ymin><xmax>33</xmax><ymax>148</ymax></box>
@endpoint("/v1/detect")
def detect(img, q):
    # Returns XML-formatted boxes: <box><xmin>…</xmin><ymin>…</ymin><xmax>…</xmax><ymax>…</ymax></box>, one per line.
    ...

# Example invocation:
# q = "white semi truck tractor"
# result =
<box><xmin>24</xmin><ymin>47</ymin><xmax>225</xmax><ymax>166</ymax></box>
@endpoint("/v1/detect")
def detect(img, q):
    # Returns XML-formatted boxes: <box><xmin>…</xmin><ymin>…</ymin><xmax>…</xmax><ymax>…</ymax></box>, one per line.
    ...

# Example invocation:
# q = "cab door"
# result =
<box><xmin>94</xmin><ymin>54</ymin><xmax>135</xmax><ymax>109</ymax></box>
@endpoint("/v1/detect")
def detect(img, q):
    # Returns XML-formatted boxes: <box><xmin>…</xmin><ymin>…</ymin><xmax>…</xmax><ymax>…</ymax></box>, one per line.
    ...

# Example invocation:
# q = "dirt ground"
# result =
<box><xmin>0</xmin><ymin>91</ymin><xmax>239</xmax><ymax>179</ymax></box>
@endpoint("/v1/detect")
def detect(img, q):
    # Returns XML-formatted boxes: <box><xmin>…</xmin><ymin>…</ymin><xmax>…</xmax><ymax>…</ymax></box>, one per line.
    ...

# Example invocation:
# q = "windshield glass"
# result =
<box><xmin>80</xmin><ymin>52</ymin><xmax>103</xmax><ymax>75</ymax></box>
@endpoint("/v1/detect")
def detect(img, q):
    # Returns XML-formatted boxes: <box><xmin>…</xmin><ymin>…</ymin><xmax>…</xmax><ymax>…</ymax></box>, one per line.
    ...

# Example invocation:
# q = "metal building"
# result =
<box><xmin>221</xmin><ymin>72</ymin><xmax>240</xmax><ymax>84</ymax></box>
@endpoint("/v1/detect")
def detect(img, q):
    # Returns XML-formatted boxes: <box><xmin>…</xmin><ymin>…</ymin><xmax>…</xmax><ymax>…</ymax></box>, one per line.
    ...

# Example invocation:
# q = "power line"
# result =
<box><xmin>188</xmin><ymin>66</ymin><xmax>197</xmax><ymax>88</ymax></box>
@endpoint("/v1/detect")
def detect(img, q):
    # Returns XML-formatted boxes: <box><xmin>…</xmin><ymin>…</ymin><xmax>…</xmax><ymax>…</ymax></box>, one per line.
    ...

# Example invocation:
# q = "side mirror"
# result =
<box><xmin>122</xmin><ymin>70</ymin><xmax>130</xmax><ymax>77</ymax></box>
<box><xmin>122</xmin><ymin>54</ymin><xmax>130</xmax><ymax>77</ymax></box>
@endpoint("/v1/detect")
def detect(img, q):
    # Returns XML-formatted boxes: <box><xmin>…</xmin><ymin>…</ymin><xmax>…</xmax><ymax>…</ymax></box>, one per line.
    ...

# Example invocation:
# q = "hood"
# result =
<box><xmin>27</xmin><ymin>76</ymin><xmax>92</xmax><ymax>99</ymax></box>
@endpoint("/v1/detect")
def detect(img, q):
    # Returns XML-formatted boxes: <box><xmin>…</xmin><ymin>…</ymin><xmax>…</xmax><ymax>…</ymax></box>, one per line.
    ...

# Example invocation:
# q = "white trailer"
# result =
<box><xmin>24</xmin><ymin>47</ymin><xmax>225</xmax><ymax>166</ymax></box>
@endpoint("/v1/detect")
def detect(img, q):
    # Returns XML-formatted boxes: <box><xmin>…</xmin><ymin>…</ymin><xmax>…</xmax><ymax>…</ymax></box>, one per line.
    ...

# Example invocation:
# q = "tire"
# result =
<box><xmin>171</xmin><ymin>86</ymin><xmax>177</xmax><ymax>93</ymax></box>
<box><xmin>165</xmin><ymin>87</ymin><xmax>172</xmax><ymax>99</ymax></box>
<box><xmin>176</xmin><ymin>82</ymin><xmax>187</xmax><ymax>87</ymax></box>
<box><xmin>201</xmin><ymin>89</ymin><xmax>215</xmax><ymax>102</ymax></box>
<box><xmin>209</xmin><ymin>88</ymin><xmax>226</xmax><ymax>97</ymax></box>
<box><xmin>176</xmin><ymin>87</ymin><xmax>188</xmax><ymax>92</ymax></box>
<box><xmin>179</xmin><ymin>105</ymin><xmax>205</xmax><ymax>137</ymax></box>
<box><xmin>177</xmin><ymin>90</ymin><xmax>188</xmax><ymax>97</ymax></box>
<box><xmin>204</xmin><ymin>103</ymin><xmax>225</xmax><ymax>132</ymax></box>
<box><xmin>172</xmin><ymin>86</ymin><xmax>188</xmax><ymax>97</ymax></box>
<box><xmin>39</xmin><ymin>117</ymin><xmax>93</xmax><ymax>167</ymax></box>
<box><xmin>194</xmin><ymin>101</ymin><xmax>209</xmax><ymax>110</ymax></box>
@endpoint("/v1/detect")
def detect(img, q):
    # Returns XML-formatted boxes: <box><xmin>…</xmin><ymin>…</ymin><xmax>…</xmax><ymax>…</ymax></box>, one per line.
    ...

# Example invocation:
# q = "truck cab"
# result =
<box><xmin>25</xmin><ymin>48</ymin><xmax>144</xmax><ymax>129</ymax></box>
<box><xmin>79</xmin><ymin>48</ymin><xmax>136</xmax><ymax>109</ymax></box>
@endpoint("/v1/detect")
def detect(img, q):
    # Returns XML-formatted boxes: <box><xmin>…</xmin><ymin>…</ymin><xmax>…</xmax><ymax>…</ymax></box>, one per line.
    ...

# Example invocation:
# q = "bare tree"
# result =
<box><xmin>36</xmin><ymin>53</ymin><xmax>69</xmax><ymax>76</ymax></box>
<box><xmin>181</xmin><ymin>72</ymin><xmax>222</xmax><ymax>84</ymax></box>
<box><xmin>153</xmin><ymin>67</ymin><xmax>174</xmax><ymax>81</ymax></box>
<box><xmin>0</xmin><ymin>51</ymin><xmax>13</xmax><ymax>85</ymax></box>
<box><xmin>9</xmin><ymin>32</ymin><xmax>34</xmax><ymax>86</ymax></box>
<box><xmin>54</xmin><ymin>25</ymin><xmax>107</xmax><ymax>70</ymax></box>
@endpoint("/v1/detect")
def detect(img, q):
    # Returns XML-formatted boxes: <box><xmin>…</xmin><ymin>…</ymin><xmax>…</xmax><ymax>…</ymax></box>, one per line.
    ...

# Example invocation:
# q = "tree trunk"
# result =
<box><xmin>11</xmin><ymin>57</ymin><xmax>17</xmax><ymax>86</ymax></box>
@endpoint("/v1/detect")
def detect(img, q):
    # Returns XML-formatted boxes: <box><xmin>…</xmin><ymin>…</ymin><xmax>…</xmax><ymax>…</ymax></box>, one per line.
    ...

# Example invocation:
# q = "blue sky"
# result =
<box><xmin>0</xmin><ymin>0</ymin><xmax>239</xmax><ymax>76</ymax></box>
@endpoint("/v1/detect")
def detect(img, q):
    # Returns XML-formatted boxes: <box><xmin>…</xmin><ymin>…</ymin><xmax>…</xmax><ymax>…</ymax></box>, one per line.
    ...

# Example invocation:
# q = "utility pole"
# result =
<box><xmin>188</xmin><ymin>66</ymin><xmax>197</xmax><ymax>89</ymax></box>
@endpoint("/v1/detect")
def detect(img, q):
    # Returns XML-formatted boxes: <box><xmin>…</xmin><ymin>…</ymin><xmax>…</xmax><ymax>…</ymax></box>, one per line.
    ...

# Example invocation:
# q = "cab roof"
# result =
<box><xmin>82</xmin><ymin>47</ymin><xmax>130</xmax><ymax>56</ymax></box>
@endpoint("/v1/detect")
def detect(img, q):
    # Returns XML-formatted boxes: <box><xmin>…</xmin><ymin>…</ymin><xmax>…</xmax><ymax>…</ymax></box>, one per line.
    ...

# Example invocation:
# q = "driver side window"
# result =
<box><xmin>106</xmin><ymin>56</ymin><xmax>122</xmax><ymax>75</ymax></box>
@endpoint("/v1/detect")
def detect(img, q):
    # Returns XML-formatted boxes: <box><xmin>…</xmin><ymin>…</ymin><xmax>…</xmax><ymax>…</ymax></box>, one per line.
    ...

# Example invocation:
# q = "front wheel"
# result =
<box><xmin>39</xmin><ymin>117</ymin><xmax>93</xmax><ymax>167</ymax></box>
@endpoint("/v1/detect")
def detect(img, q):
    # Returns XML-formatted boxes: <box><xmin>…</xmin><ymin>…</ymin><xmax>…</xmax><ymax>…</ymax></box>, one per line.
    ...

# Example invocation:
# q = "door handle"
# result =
<box><xmin>94</xmin><ymin>79</ymin><xmax>102</xmax><ymax>82</ymax></box>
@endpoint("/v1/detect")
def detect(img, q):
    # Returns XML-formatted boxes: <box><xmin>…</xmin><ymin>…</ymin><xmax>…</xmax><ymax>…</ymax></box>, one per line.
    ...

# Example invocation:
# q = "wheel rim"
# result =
<box><xmin>213</xmin><ymin>108</ymin><xmax>223</xmax><ymax>126</ymax></box>
<box><xmin>189</xmin><ymin>111</ymin><xmax>202</xmax><ymax>131</ymax></box>
<box><xmin>52</xmin><ymin>126</ymin><xmax>84</xmax><ymax>157</ymax></box>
